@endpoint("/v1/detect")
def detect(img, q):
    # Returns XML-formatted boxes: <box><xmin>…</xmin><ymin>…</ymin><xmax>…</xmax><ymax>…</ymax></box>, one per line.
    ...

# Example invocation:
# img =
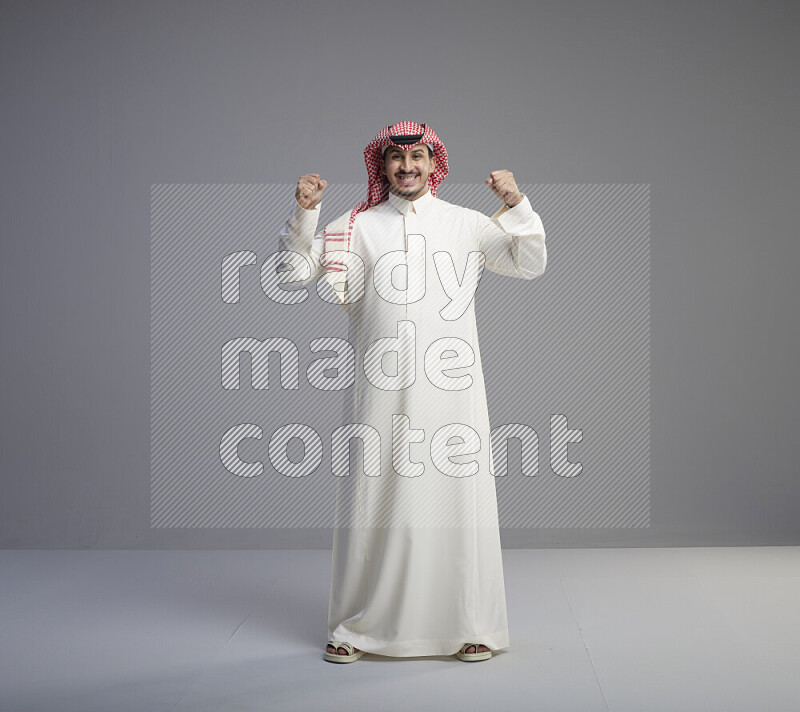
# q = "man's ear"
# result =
<box><xmin>430</xmin><ymin>154</ymin><xmax>437</xmax><ymax>172</ymax></box>
<box><xmin>379</xmin><ymin>157</ymin><xmax>386</xmax><ymax>176</ymax></box>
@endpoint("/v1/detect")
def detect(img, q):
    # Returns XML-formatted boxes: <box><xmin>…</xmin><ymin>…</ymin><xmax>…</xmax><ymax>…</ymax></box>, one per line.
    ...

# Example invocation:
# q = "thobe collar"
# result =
<box><xmin>387</xmin><ymin>188</ymin><xmax>435</xmax><ymax>216</ymax></box>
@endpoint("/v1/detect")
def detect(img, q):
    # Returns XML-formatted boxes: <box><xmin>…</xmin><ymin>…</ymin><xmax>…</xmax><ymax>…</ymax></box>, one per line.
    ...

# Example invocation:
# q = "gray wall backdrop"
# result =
<box><xmin>1</xmin><ymin>0</ymin><xmax>798</xmax><ymax>548</ymax></box>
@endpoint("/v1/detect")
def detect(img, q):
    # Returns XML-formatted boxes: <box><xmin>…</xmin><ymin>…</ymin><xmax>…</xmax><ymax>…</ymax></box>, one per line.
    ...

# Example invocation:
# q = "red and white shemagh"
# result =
<box><xmin>323</xmin><ymin>121</ymin><xmax>449</xmax><ymax>275</ymax></box>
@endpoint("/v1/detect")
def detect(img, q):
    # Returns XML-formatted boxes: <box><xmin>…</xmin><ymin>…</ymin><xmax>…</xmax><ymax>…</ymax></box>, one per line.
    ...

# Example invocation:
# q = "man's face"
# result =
<box><xmin>380</xmin><ymin>143</ymin><xmax>436</xmax><ymax>200</ymax></box>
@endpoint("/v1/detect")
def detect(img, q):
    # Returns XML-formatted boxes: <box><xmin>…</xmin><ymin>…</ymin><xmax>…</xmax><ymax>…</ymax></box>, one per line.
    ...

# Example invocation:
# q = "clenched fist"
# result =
<box><xmin>296</xmin><ymin>173</ymin><xmax>328</xmax><ymax>210</ymax></box>
<box><xmin>485</xmin><ymin>170</ymin><xmax>523</xmax><ymax>208</ymax></box>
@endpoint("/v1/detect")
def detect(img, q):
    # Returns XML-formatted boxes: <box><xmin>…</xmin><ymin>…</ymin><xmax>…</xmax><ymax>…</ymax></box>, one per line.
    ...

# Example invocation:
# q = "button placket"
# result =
<box><xmin>404</xmin><ymin>208</ymin><xmax>418</xmax><ymax>346</ymax></box>
<box><xmin>403</xmin><ymin>212</ymin><xmax>411</xmax><ymax>314</ymax></box>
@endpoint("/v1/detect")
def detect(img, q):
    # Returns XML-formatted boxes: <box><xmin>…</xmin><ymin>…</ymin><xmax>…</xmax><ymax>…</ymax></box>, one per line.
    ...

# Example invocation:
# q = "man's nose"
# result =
<box><xmin>400</xmin><ymin>155</ymin><xmax>413</xmax><ymax>171</ymax></box>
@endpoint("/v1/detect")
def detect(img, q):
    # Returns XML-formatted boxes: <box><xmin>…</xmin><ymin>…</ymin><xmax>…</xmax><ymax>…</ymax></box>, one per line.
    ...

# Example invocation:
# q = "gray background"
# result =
<box><xmin>1</xmin><ymin>0</ymin><xmax>797</xmax><ymax>548</ymax></box>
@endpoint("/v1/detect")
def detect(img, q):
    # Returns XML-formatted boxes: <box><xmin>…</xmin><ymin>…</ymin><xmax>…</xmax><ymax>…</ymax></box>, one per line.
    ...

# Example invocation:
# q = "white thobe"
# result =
<box><xmin>278</xmin><ymin>188</ymin><xmax>546</xmax><ymax>657</ymax></box>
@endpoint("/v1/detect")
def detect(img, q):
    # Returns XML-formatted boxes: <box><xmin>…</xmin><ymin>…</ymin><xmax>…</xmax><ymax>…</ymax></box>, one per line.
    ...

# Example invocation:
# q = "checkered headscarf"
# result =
<box><xmin>323</xmin><ymin>121</ymin><xmax>449</xmax><ymax>275</ymax></box>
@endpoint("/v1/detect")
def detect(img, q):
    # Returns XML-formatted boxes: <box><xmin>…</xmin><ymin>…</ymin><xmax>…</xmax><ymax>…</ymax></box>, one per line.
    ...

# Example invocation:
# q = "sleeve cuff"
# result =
<box><xmin>491</xmin><ymin>194</ymin><xmax>534</xmax><ymax>231</ymax></box>
<box><xmin>288</xmin><ymin>198</ymin><xmax>322</xmax><ymax>232</ymax></box>
<box><xmin>294</xmin><ymin>198</ymin><xmax>321</xmax><ymax>214</ymax></box>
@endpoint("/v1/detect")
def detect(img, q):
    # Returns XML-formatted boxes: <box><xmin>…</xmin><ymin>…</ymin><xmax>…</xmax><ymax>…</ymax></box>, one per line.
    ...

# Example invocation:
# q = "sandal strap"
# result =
<box><xmin>329</xmin><ymin>640</ymin><xmax>354</xmax><ymax>655</ymax></box>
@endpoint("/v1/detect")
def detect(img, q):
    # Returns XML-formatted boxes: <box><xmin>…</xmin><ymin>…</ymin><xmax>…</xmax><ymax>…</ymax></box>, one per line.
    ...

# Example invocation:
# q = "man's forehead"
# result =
<box><xmin>383</xmin><ymin>142</ymin><xmax>430</xmax><ymax>155</ymax></box>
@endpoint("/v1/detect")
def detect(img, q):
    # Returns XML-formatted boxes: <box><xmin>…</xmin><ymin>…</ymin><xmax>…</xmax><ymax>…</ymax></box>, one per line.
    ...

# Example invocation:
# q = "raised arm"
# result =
<box><xmin>277</xmin><ymin>174</ymin><xmax>328</xmax><ymax>284</ymax></box>
<box><xmin>477</xmin><ymin>169</ymin><xmax>547</xmax><ymax>279</ymax></box>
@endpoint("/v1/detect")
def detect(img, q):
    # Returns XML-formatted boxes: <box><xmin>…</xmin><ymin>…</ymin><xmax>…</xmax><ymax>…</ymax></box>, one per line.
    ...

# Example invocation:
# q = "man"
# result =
<box><xmin>278</xmin><ymin>121</ymin><xmax>547</xmax><ymax>663</ymax></box>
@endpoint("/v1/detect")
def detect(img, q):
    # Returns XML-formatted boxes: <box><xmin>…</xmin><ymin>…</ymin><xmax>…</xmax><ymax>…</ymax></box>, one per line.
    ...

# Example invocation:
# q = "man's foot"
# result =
<box><xmin>456</xmin><ymin>642</ymin><xmax>492</xmax><ymax>661</ymax></box>
<box><xmin>324</xmin><ymin>640</ymin><xmax>364</xmax><ymax>663</ymax></box>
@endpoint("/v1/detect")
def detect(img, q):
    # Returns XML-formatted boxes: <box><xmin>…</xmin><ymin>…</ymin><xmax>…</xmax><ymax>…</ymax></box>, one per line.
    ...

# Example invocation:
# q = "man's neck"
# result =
<box><xmin>389</xmin><ymin>186</ymin><xmax>430</xmax><ymax>202</ymax></box>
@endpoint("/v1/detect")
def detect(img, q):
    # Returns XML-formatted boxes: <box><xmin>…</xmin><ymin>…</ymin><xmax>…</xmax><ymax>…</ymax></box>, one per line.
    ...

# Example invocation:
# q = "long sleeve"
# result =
<box><xmin>476</xmin><ymin>194</ymin><xmax>547</xmax><ymax>279</ymax></box>
<box><xmin>277</xmin><ymin>197</ymin><xmax>327</xmax><ymax>284</ymax></box>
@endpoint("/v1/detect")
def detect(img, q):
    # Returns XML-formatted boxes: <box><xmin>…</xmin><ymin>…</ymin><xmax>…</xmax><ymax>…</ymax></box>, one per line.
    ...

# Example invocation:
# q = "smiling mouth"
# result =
<box><xmin>397</xmin><ymin>174</ymin><xmax>419</xmax><ymax>183</ymax></box>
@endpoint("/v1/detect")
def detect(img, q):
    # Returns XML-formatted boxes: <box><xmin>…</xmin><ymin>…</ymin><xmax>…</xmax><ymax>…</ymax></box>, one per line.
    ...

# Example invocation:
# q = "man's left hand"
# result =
<box><xmin>485</xmin><ymin>170</ymin><xmax>523</xmax><ymax>208</ymax></box>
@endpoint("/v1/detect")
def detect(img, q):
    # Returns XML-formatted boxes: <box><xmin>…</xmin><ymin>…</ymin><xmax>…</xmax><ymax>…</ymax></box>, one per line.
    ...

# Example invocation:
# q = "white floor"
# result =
<box><xmin>1</xmin><ymin>547</ymin><xmax>798</xmax><ymax>711</ymax></box>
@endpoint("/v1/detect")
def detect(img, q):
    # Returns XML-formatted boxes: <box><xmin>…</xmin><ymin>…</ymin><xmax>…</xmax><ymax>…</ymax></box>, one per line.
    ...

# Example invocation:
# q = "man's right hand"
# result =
<box><xmin>296</xmin><ymin>174</ymin><xmax>328</xmax><ymax>210</ymax></box>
